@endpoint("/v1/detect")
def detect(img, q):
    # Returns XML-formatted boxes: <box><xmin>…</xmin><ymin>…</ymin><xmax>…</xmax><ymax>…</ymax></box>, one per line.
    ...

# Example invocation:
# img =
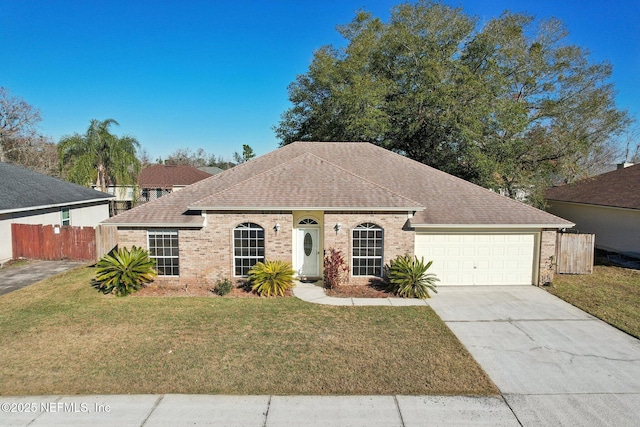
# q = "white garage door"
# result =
<box><xmin>414</xmin><ymin>232</ymin><xmax>537</xmax><ymax>285</ymax></box>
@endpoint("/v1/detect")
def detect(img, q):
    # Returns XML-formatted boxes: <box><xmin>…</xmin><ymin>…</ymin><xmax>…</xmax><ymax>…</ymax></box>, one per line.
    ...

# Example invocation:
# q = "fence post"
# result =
<box><xmin>95</xmin><ymin>225</ymin><xmax>118</xmax><ymax>261</ymax></box>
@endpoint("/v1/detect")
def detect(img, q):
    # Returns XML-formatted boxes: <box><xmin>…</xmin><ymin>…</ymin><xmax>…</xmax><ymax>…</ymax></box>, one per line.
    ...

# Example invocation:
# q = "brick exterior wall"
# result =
<box><xmin>324</xmin><ymin>211</ymin><xmax>414</xmax><ymax>286</ymax></box>
<box><xmin>116</xmin><ymin>211</ymin><xmax>413</xmax><ymax>287</ymax></box>
<box><xmin>117</xmin><ymin>212</ymin><xmax>293</xmax><ymax>287</ymax></box>
<box><xmin>202</xmin><ymin>211</ymin><xmax>293</xmax><ymax>282</ymax></box>
<box><xmin>117</xmin><ymin>214</ymin><xmax>552</xmax><ymax>287</ymax></box>
<box><xmin>118</xmin><ymin>228</ymin><xmax>147</xmax><ymax>248</ymax></box>
<box><xmin>539</xmin><ymin>229</ymin><xmax>557</xmax><ymax>286</ymax></box>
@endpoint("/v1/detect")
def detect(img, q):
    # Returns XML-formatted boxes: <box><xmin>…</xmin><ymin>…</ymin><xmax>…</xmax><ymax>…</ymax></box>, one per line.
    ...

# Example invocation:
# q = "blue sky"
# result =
<box><xmin>2</xmin><ymin>0</ymin><xmax>638</xmax><ymax>161</ymax></box>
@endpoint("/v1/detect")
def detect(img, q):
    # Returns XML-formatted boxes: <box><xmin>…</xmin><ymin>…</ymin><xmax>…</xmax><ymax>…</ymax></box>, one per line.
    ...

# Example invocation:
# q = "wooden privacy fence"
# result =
<box><xmin>96</xmin><ymin>224</ymin><xmax>118</xmax><ymax>259</ymax></box>
<box><xmin>11</xmin><ymin>223</ymin><xmax>97</xmax><ymax>261</ymax></box>
<box><xmin>556</xmin><ymin>232</ymin><xmax>595</xmax><ymax>274</ymax></box>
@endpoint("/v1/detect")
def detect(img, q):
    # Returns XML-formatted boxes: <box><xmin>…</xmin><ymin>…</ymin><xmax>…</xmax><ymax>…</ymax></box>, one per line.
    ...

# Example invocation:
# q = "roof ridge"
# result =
<box><xmin>191</xmin><ymin>151</ymin><xmax>424</xmax><ymax>208</ymax></box>
<box><xmin>302</xmin><ymin>150</ymin><xmax>425</xmax><ymax>207</ymax></box>
<box><xmin>189</xmin><ymin>150</ymin><xmax>316</xmax><ymax>207</ymax></box>
<box><xmin>363</xmin><ymin>143</ymin><xmax>564</xmax><ymax>215</ymax></box>
<box><xmin>292</xmin><ymin>141</ymin><xmax>370</xmax><ymax>144</ymax></box>
<box><xmin>122</xmin><ymin>145</ymin><xmax>300</xmax><ymax>217</ymax></box>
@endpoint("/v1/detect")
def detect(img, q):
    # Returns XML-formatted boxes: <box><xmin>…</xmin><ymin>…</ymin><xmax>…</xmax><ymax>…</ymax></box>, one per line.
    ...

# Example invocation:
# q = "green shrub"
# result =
<box><xmin>248</xmin><ymin>260</ymin><xmax>295</xmax><ymax>297</ymax></box>
<box><xmin>387</xmin><ymin>255</ymin><xmax>439</xmax><ymax>299</ymax></box>
<box><xmin>214</xmin><ymin>278</ymin><xmax>234</xmax><ymax>296</ymax></box>
<box><xmin>323</xmin><ymin>248</ymin><xmax>349</xmax><ymax>289</ymax></box>
<box><xmin>92</xmin><ymin>246</ymin><xmax>157</xmax><ymax>297</ymax></box>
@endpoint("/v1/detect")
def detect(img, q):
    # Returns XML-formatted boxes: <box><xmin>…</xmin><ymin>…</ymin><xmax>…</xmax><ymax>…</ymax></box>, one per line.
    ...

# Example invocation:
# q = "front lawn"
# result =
<box><xmin>0</xmin><ymin>267</ymin><xmax>497</xmax><ymax>396</ymax></box>
<box><xmin>548</xmin><ymin>265</ymin><xmax>640</xmax><ymax>339</ymax></box>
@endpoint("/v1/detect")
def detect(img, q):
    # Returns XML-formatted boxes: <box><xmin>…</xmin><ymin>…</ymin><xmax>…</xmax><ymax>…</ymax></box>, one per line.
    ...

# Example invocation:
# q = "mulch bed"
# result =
<box><xmin>325</xmin><ymin>285</ymin><xmax>392</xmax><ymax>298</ymax></box>
<box><xmin>134</xmin><ymin>283</ymin><xmax>292</xmax><ymax>298</ymax></box>
<box><xmin>133</xmin><ymin>281</ymin><xmax>389</xmax><ymax>299</ymax></box>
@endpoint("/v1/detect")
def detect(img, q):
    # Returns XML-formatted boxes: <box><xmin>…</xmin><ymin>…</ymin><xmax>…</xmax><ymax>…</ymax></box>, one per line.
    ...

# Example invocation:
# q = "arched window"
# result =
<box><xmin>234</xmin><ymin>222</ymin><xmax>265</xmax><ymax>276</ymax></box>
<box><xmin>352</xmin><ymin>223</ymin><xmax>384</xmax><ymax>276</ymax></box>
<box><xmin>298</xmin><ymin>218</ymin><xmax>318</xmax><ymax>225</ymax></box>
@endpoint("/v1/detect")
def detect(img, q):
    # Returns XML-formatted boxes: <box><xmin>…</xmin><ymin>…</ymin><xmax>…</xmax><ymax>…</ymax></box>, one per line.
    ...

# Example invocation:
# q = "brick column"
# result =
<box><xmin>539</xmin><ymin>229</ymin><xmax>557</xmax><ymax>286</ymax></box>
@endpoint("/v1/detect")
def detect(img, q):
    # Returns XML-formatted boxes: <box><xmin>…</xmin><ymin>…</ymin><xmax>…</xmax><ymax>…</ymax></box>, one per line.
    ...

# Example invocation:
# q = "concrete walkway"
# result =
<box><xmin>428</xmin><ymin>285</ymin><xmax>640</xmax><ymax>427</ymax></box>
<box><xmin>294</xmin><ymin>282</ymin><xmax>640</xmax><ymax>426</ymax></box>
<box><xmin>0</xmin><ymin>260</ymin><xmax>88</xmax><ymax>296</ymax></box>
<box><xmin>292</xmin><ymin>280</ymin><xmax>429</xmax><ymax>306</ymax></box>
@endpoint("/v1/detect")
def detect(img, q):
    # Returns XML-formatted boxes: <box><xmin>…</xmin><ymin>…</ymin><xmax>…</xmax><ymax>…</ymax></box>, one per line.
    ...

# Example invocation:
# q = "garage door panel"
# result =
<box><xmin>477</xmin><ymin>247</ymin><xmax>491</xmax><ymax>256</ymax></box>
<box><xmin>506</xmin><ymin>246</ymin><xmax>521</xmax><ymax>256</ymax></box>
<box><xmin>415</xmin><ymin>232</ymin><xmax>536</xmax><ymax>286</ymax></box>
<box><xmin>490</xmin><ymin>260</ymin><xmax>505</xmax><ymax>269</ymax></box>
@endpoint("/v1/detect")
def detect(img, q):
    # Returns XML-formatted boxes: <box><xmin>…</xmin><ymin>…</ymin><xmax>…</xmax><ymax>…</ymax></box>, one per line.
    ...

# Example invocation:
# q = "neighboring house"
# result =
<box><xmin>198</xmin><ymin>166</ymin><xmax>224</xmax><ymax>175</ymax></box>
<box><xmin>91</xmin><ymin>184</ymin><xmax>137</xmax><ymax>216</ymax></box>
<box><xmin>138</xmin><ymin>165</ymin><xmax>212</xmax><ymax>202</ymax></box>
<box><xmin>103</xmin><ymin>142</ymin><xmax>572</xmax><ymax>286</ymax></box>
<box><xmin>546</xmin><ymin>163</ymin><xmax>640</xmax><ymax>258</ymax></box>
<box><xmin>102</xmin><ymin>185</ymin><xmax>136</xmax><ymax>202</ymax></box>
<box><xmin>587</xmin><ymin>162</ymin><xmax>634</xmax><ymax>178</ymax></box>
<box><xmin>0</xmin><ymin>162</ymin><xmax>113</xmax><ymax>264</ymax></box>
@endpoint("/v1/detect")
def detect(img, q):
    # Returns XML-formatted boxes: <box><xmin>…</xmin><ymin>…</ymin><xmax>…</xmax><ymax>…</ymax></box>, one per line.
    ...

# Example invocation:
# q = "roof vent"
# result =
<box><xmin>617</xmin><ymin>162</ymin><xmax>634</xmax><ymax>169</ymax></box>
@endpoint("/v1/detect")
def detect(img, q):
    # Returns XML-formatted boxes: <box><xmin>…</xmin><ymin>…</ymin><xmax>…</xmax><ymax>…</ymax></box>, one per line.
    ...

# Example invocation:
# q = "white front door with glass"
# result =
<box><xmin>297</xmin><ymin>228</ymin><xmax>319</xmax><ymax>277</ymax></box>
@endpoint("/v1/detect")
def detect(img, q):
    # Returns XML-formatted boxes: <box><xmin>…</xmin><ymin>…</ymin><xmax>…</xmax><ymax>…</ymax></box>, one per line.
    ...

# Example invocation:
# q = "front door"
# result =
<box><xmin>297</xmin><ymin>228</ymin><xmax>319</xmax><ymax>277</ymax></box>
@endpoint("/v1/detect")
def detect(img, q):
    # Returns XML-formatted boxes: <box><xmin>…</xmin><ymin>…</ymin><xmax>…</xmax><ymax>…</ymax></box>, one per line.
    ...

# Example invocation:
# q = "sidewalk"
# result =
<box><xmin>0</xmin><ymin>394</ymin><xmax>519</xmax><ymax>426</ymax></box>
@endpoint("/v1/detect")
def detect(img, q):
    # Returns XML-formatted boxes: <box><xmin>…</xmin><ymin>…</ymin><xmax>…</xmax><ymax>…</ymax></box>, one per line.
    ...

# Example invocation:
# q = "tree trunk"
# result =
<box><xmin>97</xmin><ymin>163</ymin><xmax>107</xmax><ymax>193</ymax></box>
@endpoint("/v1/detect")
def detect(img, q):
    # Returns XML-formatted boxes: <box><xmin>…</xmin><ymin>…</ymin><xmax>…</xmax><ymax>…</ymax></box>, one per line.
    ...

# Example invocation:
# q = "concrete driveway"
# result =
<box><xmin>429</xmin><ymin>285</ymin><xmax>640</xmax><ymax>426</ymax></box>
<box><xmin>0</xmin><ymin>260</ymin><xmax>87</xmax><ymax>296</ymax></box>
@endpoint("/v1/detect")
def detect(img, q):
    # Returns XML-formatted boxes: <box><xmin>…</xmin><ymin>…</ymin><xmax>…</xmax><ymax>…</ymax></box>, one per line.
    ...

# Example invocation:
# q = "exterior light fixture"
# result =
<box><xmin>334</xmin><ymin>223</ymin><xmax>342</xmax><ymax>233</ymax></box>
<box><xmin>274</xmin><ymin>223</ymin><xmax>281</xmax><ymax>232</ymax></box>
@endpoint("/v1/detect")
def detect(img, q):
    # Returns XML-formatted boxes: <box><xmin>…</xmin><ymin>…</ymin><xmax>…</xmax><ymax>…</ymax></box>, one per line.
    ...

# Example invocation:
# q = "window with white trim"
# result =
<box><xmin>352</xmin><ymin>223</ymin><xmax>384</xmax><ymax>276</ymax></box>
<box><xmin>148</xmin><ymin>230</ymin><xmax>179</xmax><ymax>276</ymax></box>
<box><xmin>61</xmin><ymin>207</ymin><xmax>70</xmax><ymax>226</ymax></box>
<box><xmin>234</xmin><ymin>222</ymin><xmax>265</xmax><ymax>276</ymax></box>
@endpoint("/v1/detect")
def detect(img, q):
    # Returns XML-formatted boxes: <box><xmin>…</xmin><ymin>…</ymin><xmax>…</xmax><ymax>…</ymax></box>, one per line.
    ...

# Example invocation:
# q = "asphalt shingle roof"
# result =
<box><xmin>0</xmin><ymin>162</ymin><xmax>112</xmax><ymax>212</ymax></box>
<box><xmin>191</xmin><ymin>153</ymin><xmax>423</xmax><ymax>210</ymax></box>
<box><xmin>138</xmin><ymin>165</ymin><xmax>212</xmax><ymax>188</ymax></box>
<box><xmin>546</xmin><ymin>163</ymin><xmax>640</xmax><ymax>210</ymax></box>
<box><xmin>104</xmin><ymin>142</ymin><xmax>571</xmax><ymax>227</ymax></box>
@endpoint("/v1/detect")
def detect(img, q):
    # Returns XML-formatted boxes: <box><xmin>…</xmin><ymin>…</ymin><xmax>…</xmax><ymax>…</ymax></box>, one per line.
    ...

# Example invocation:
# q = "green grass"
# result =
<box><xmin>549</xmin><ymin>265</ymin><xmax>640</xmax><ymax>339</ymax></box>
<box><xmin>0</xmin><ymin>267</ymin><xmax>497</xmax><ymax>396</ymax></box>
<box><xmin>0</xmin><ymin>259</ymin><xmax>29</xmax><ymax>269</ymax></box>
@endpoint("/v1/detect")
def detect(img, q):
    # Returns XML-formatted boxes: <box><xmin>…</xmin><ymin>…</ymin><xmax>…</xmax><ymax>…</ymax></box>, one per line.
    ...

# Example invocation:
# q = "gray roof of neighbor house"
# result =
<box><xmin>197</xmin><ymin>166</ymin><xmax>224</xmax><ymax>175</ymax></box>
<box><xmin>0</xmin><ymin>162</ymin><xmax>113</xmax><ymax>213</ymax></box>
<box><xmin>139</xmin><ymin>165</ymin><xmax>212</xmax><ymax>188</ymax></box>
<box><xmin>546</xmin><ymin>163</ymin><xmax>640</xmax><ymax>210</ymax></box>
<box><xmin>103</xmin><ymin>142</ymin><xmax>572</xmax><ymax>228</ymax></box>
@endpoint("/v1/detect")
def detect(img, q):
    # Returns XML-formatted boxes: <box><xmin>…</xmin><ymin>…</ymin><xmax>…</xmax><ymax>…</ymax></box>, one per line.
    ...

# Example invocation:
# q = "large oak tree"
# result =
<box><xmin>275</xmin><ymin>1</ymin><xmax>630</xmax><ymax>206</ymax></box>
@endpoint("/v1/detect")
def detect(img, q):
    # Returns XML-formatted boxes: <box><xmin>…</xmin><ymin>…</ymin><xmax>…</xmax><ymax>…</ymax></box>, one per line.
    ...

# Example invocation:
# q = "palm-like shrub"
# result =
<box><xmin>387</xmin><ymin>255</ymin><xmax>439</xmax><ymax>299</ymax></box>
<box><xmin>248</xmin><ymin>260</ymin><xmax>295</xmax><ymax>297</ymax></box>
<box><xmin>92</xmin><ymin>246</ymin><xmax>157</xmax><ymax>297</ymax></box>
